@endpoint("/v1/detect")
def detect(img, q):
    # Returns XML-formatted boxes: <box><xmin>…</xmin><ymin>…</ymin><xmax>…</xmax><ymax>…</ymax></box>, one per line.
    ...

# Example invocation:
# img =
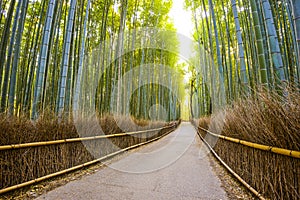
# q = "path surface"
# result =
<box><xmin>37</xmin><ymin>122</ymin><xmax>227</xmax><ymax>200</ymax></box>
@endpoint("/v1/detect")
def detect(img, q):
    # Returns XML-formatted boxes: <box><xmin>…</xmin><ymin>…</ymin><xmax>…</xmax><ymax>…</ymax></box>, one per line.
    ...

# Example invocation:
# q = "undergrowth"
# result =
<box><xmin>0</xmin><ymin>114</ymin><xmax>177</xmax><ymax>192</ymax></box>
<box><xmin>0</xmin><ymin>114</ymin><xmax>168</xmax><ymax>145</ymax></box>
<box><xmin>198</xmin><ymin>87</ymin><xmax>300</xmax><ymax>151</ymax></box>
<box><xmin>193</xmin><ymin>87</ymin><xmax>300</xmax><ymax>200</ymax></box>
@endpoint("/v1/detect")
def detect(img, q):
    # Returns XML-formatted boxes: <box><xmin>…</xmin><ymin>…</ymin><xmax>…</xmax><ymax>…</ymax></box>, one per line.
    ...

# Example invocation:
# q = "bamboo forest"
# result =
<box><xmin>0</xmin><ymin>0</ymin><xmax>299</xmax><ymax>199</ymax></box>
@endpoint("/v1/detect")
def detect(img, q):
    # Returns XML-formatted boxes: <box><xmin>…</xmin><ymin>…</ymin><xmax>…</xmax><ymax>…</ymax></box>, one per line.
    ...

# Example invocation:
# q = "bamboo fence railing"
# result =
<box><xmin>193</xmin><ymin>123</ymin><xmax>300</xmax><ymax>199</ymax></box>
<box><xmin>198</xmin><ymin>126</ymin><xmax>300</xmax><ymax>159</ymax></box>
<box><xmin>0</xmin><ymin>126</ymin><xmax>174</xmax><ymax>151</ymax></box>
<box><xmin>193</xmin><ymin>125</ymin><xmax>267</xmax><ymax>200</ymax></box>
<box><xmin>0</xmin><ymin>127</ymin><xmax>175</xmax><ymax>195</ymax></box>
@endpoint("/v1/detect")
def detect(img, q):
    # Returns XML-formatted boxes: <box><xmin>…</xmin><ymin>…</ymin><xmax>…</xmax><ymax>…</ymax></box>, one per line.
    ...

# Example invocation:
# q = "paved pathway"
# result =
<box><xmin>37</xmin><ymin>122</ymin><xmax>227</xmax><ymax>200</ymax></box>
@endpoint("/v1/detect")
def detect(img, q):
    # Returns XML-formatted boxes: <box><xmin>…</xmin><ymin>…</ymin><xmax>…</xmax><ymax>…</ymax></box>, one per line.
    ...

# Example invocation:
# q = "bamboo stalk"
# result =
<box><xmin>0</xmin><ymin>128</ymin><xmax>175</xmax><ymax>195</ymax></box>
<box><xmin>0</xmin><ymin>125</ymin><xmax>174</xmax><ymax>151</ymax></box>
<box><xmin>198</xmin><ymin>126</ymin><xmax>300</xmax><ymax>159</ymax></box>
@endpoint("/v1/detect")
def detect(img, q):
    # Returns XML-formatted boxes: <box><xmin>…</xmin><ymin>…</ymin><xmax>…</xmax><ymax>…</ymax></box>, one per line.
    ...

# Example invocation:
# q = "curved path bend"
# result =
<box><xmin>37</xmin><ymin>122</ymin><xmax>227</xmax><ymax>200</ymax></box>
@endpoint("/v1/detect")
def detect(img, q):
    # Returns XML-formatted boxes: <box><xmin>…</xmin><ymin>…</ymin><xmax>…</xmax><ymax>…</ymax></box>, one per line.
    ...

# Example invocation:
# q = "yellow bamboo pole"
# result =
<box><xmin>198</xmin><ymin>126</ymin><xmax>300</xmax><ymax>159</ymax></box>
<box><xmin>0</xmin><ymin>125</ymin><xmax>174</xmax><ymax>151</ymax></box>
<box><xmin>0</xmin><ymin>128</ymin><xmax>175</xmax><ymax>195</ymax></box>
<box><xmin>193</xmin><ymin>125</ymin><xmax>267</xmax><ymax>200</ymax></box>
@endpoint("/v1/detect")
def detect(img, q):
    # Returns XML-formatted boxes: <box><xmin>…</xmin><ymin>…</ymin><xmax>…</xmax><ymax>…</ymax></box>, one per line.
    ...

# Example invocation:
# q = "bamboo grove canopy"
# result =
<box><xmin>0</xmin><ymin>0</ymin><xmax>183</xmax><ymax>121</ymax></box>
<box><xmin>0</xmin><ymin>0</ymin><xmax>299</xmax><ymax>120</ymax></box>
<box><xmin>187</xmin><ymin>0</ymin><xmax>300</xmax><ymax>117</ymax></box>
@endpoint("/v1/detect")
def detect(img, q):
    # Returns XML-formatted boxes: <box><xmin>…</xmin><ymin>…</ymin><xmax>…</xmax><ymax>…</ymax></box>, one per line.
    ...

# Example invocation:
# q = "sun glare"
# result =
<box><xmin>169</xmin><ymin>0</ymin><xmax>194</xmax><ymax>37</ymax></box>
<box><xmin>169</xmin><ymin>0</ymin><xmax>194</xmax><ymax>120</ymax></box>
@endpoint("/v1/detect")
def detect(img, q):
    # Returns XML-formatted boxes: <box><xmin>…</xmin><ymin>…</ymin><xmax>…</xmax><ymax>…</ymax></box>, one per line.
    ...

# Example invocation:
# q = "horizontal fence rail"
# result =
<box><xmin>192</xmin><ymin>125</ymin><xmax>266</xmax><ymax>200</ymax></box>
<box><xmin>0</xmin><ymin>125</ymin><xmax>174</xmax><ymax>151</ymax></box>
<box><xmin>0</xmin><ymin>128</ymin><xmax>176</xmax><ymax>195</ymax></box>
<box><xmin>198</xmin><ymin>126</ymin><xmax>300</xmax><ymax>159</ymax></box>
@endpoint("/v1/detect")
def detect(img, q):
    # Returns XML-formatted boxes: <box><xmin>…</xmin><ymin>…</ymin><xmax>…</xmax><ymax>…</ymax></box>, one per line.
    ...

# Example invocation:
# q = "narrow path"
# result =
<box><xmin>37</xmin><ymin>122</ymin><xmax>227</xmax><ymax>200</ymax></box>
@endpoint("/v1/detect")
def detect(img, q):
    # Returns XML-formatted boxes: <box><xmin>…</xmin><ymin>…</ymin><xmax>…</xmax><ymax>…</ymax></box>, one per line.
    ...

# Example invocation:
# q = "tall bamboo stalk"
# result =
<box><xmin>231</xmin><ymin>0</ymin><xmax>248</xmax><ymax>93</ymax></box>
<box><xmin>291</xmin><ymin>0</ymin><xmax>300</xmax><ymax>84</ymax></box>
<box><xmin>32</xmin><ymin>0</ymin><xmax>56</xmax><ymax>119</ymax></box>
<box><xmin>0</xmin><ymin>0</ymin><xmax>21</xmax><ymax>113</ymax></box>
<box><xmin>74</xmin><ymin>0</ymin><xmax>90</xmax><ymax>113</ymax></box>
<box><xmin>250</xmin><ymin>0</ymin><xmax>268</xmax><ymax>86</ymax></box>
<box><xmin>8</xmin><ymin>0</ymin><xmax>29</xmax><ymax>116</ymax></box>
<box><xmin>57</xmin><ymin>0</ymin><xmax>77</xmax><ymax>116</ymax></box>
<box><xmin>260</xmin><ymin>0</ymin><xmax>286</xmax><ymax>83</ymax></box>
<box><xmin>208</xmin><ymin>0</ymin><xmax>225</xmax><ymax>107</ymax></box>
